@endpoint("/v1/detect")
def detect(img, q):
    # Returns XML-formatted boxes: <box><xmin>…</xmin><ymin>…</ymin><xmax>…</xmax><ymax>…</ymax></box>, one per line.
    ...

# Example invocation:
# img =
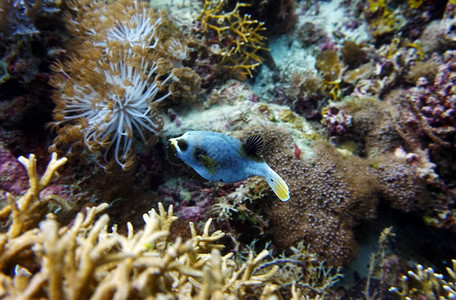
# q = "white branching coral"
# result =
<box><xmin>212</xmin><ymin>197</ymin><xmax>239</xmax><ymax>221</ymax></box>
<box><xmin>389</xmin><ymin>261</ymin><xmax>456</xmax><ymax>299</ymax></box>
<box><xmin>50</xmin><ymin>0</ymin><xmax>174</xmax><ymax>170</ymax></box>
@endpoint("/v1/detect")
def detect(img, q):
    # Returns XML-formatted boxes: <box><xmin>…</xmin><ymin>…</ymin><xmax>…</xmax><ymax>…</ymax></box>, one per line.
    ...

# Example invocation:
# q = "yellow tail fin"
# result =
<box><xmin>265</xmin><ymin>167</ymin><xmax>290</xmax><ymax>201</ymax></box>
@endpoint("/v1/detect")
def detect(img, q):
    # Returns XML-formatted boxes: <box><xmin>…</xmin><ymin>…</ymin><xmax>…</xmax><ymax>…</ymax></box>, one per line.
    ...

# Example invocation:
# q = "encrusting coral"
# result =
<box><xmin>241</xmin><ymin>126</ymin><xmax>379</xmax><ymax>266</ymax></box>
<box><xmin>0</xmin><ymin>153</ymin><xmax>342</xmax><ymax>299</ymax></box>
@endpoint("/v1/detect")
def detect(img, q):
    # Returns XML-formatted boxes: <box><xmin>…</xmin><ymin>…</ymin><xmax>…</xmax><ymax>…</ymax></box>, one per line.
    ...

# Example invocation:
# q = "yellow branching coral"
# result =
<box><xmin>0</xmin><ymin>152</ymin><xmax>279</xmax><ymax>298</ymax></box>
<box><xmin>315</xmin><ymin>50</ymin><xmax>342</xmax><ymax>101</ymax></box>
<box><xmin>364</xmin><ymin>0</ymin><xmax>406</xmax><ymax>38</ymax></box>
<box><xmin>50</xmin><ymin>0</ymin><xmax>175</xmax><ymax>170</ymax></box>
<box><xmin>198</xmin><ymin>0</ymin><xmax>268</xmax><ymax>79</ymax></box>
<box><xmin>407</xmin><ymin>0</ymin><xmax>424</xmax><ymax>9</ymax></box>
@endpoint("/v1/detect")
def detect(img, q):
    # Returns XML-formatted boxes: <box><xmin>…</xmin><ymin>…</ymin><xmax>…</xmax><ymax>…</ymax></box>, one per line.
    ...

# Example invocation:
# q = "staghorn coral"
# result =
<box><xmin>49</xmin><ymin>0</ymin><xmax>176</xmax><ymax>170</ymax></box>
<box><xmin>0</xmin><ymin>153</ymin><xmax>70</xmax><ymax>239</ymax></box>
<box><xmin>197</xmin><ymin>0</ymin><xmax>268</xmax><ymax>79</ymax></box>
<box><xmin>389</xmin><ymin>260</ymin><xmax>456</xmax><ymax>299</ymax></box>
<box><xmin>0</xmin><ymin>152</ymin><xmax>344</xmax><ymax>299</ymax></box>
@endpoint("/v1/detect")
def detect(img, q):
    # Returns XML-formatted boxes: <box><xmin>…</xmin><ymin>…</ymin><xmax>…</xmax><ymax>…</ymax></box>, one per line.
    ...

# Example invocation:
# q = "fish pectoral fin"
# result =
<box><xmin>201</xmin><ymin>155</ymin><xmax>218</xmax><ymax>174</ymax></box>
<box><xmin>265</xmin><ymin>167</ymin><xmax>290</xmax><ymax>201</ymax></box>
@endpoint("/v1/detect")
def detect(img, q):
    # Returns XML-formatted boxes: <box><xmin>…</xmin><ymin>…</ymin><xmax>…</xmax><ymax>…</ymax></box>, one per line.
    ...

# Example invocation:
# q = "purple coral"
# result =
<box><xmin>322</xmin><ymin>104</ymin><xmax>353</xmax><ymax>138</ymax></box>
<box><xmin>406</xmin><ymin>50</ymin><xmax>456</xmax><ymax>149</ymax></box>
<box><xmin>157</xmin><ymin>179</ymin><xmax>215</xmax><ymax>222</ymax></box>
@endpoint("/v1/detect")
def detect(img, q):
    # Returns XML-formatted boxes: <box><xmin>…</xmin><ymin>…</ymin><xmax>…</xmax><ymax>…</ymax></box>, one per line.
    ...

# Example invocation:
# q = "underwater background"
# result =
<box><xmin>0</xmin><ymin>0</ymin><xmax>456</xmax><ymax>298</ymax></box>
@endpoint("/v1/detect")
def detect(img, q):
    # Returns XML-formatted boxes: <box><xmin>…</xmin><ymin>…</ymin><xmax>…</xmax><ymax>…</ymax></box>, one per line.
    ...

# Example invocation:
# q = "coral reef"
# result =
<box><xmin>163</xmin><ymin>79</ymin><xmax>437</xmax><ymax>267</ymax></box>
<box><xmin>326</xmin><ymin>97</ymin><xmax>403</xmax><ymax>156</ymax></box>
<box><xmin>0</xmin><ymin>153</ymin><xmax>342</xmax><ymax>299</ymax></box>
<box><xmin>0</xmin><ymin>0</ymin><xmax>61</xmax><ymax>39</ymax></box>
<box><xmin>1</xmin><ymin>0</ymin><xmax>456</xmax><ymax>297</ymax></box>
<box><xmin>315</xmin><ymin>50</ymin><xmax>343</xmax><ymax>101</ymax></box>
<box><xmin>0</xmin><ymin>0</ymin><xmax>67</xmax><ymax>159</ymax></box>
<box><xmin>364</xmin><ymin>0</ymin><xmax>408</xmax><ymax>39</ymax></box>
<box><xmin>321</xmin><ymin>103</ymin><xmax>353</xmax><ymax>139</ymax></box>
<box><xmin>372</xmin><ymin>154</ymin><xmax>431</xmax><ymax>212</ymax></box>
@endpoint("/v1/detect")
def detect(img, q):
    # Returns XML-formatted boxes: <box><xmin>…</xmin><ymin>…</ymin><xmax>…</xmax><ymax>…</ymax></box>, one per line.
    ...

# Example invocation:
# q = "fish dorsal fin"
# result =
<box><xmin>242</xmin><ymin>134</ymin><xmax>264</xmax><ymax>156</ymax></box>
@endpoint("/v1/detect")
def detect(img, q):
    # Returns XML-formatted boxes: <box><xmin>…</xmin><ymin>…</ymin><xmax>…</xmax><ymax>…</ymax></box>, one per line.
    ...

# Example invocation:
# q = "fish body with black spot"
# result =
<box><xmin>168</xmin><ymin>131</ymin><xmax>290</xmax><ymax>201</ymax></box>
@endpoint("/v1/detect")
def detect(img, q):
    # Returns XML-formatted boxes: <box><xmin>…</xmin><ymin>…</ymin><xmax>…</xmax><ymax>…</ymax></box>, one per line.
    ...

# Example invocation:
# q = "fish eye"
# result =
<box><xmin>178</xmin><ymin>139</ymin><xmax>188</xmax><ymax>151</ymax></box>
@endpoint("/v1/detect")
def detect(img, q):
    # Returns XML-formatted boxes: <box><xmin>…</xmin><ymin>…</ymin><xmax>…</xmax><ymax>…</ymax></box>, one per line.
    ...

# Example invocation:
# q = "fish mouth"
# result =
<box><xmin>166</xmin><ymin>138</ymin><xmax>183</xmax><ymax>164</ymax></box>
<box><xmin>167</xmin><ymin>138</ymin><xmax>179</xmax><ymax>158</ymax></box>
<box><xmin>168</xmin><ymin>138</ymin><xmax>178</xmax><ymax>148</ymax></box>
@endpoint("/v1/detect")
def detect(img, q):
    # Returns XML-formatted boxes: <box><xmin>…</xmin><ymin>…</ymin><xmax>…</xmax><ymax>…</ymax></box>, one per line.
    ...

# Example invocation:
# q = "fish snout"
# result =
<box><xmin>168</xmin><ymin>138</ymin><xmax>178</xmax><ymax>148</ymax></box>
<box><xmin>167</xmin><ymin>138</ymin><xmax>179</xmax><ymax>152</ymax></box>
<box><xmin>166</xmin><ymin>138</ymin><xmax>181</xmax><ymax>162</ymax></box>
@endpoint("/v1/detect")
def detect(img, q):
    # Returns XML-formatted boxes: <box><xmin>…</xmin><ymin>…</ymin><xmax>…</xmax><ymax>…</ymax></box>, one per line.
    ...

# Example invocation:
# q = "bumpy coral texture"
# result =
<box><xmin>245</xmin><ymin>121</ymin><xmax>434</xmax><ymax>266</ymax></box>
<box><xmin>335</xmin><ymin>97</ymin><xmax>403</xmax><ymax>156</ymax></box>
<box><xmin>372</xmin><ymin>154</ymin><xmax>431</xmax><ymax>212</ymax></box>
<box><xmin>245</xmin><ymin>127</ymin><xmax>379</xmax><ymax>266</ymax></box>
<box><xmin>322</xmin><ymin>97</ymin><xmax>433</xmax><ymax>211</ymax></box>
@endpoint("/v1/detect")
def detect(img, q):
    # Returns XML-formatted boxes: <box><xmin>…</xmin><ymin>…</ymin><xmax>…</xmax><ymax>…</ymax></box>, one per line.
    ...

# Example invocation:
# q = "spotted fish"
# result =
<box><xmin>168</xmin><ymin>131</ymin><xmax>290</xmax><ymax>201</ymax></box>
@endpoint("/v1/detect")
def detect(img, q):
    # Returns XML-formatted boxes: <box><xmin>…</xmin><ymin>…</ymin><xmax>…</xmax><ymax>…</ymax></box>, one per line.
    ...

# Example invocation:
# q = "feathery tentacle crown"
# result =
<box><xmin>50</xmin><ymin>0</ymin><xmax>174</xmax><ymax>170</ymax></box>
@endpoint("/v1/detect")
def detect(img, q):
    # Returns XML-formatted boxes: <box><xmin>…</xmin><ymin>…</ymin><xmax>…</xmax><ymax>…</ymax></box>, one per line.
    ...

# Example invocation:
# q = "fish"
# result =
<box><xmin>168</xmin><ymin>131</ymin><xmax>290</xmax><ymax>201</ymax></box>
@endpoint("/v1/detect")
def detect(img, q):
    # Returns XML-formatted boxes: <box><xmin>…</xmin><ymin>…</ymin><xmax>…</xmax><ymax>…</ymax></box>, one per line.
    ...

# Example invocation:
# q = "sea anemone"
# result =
<box><xmin>50</xmin><ymin>0</ymin><xmax>173</xmax><ymax>170</ymax></box>
<box><xmin>52</xmin><ymin>49</ymin><xmax>172</xmax><ymax>170</ymax></box>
